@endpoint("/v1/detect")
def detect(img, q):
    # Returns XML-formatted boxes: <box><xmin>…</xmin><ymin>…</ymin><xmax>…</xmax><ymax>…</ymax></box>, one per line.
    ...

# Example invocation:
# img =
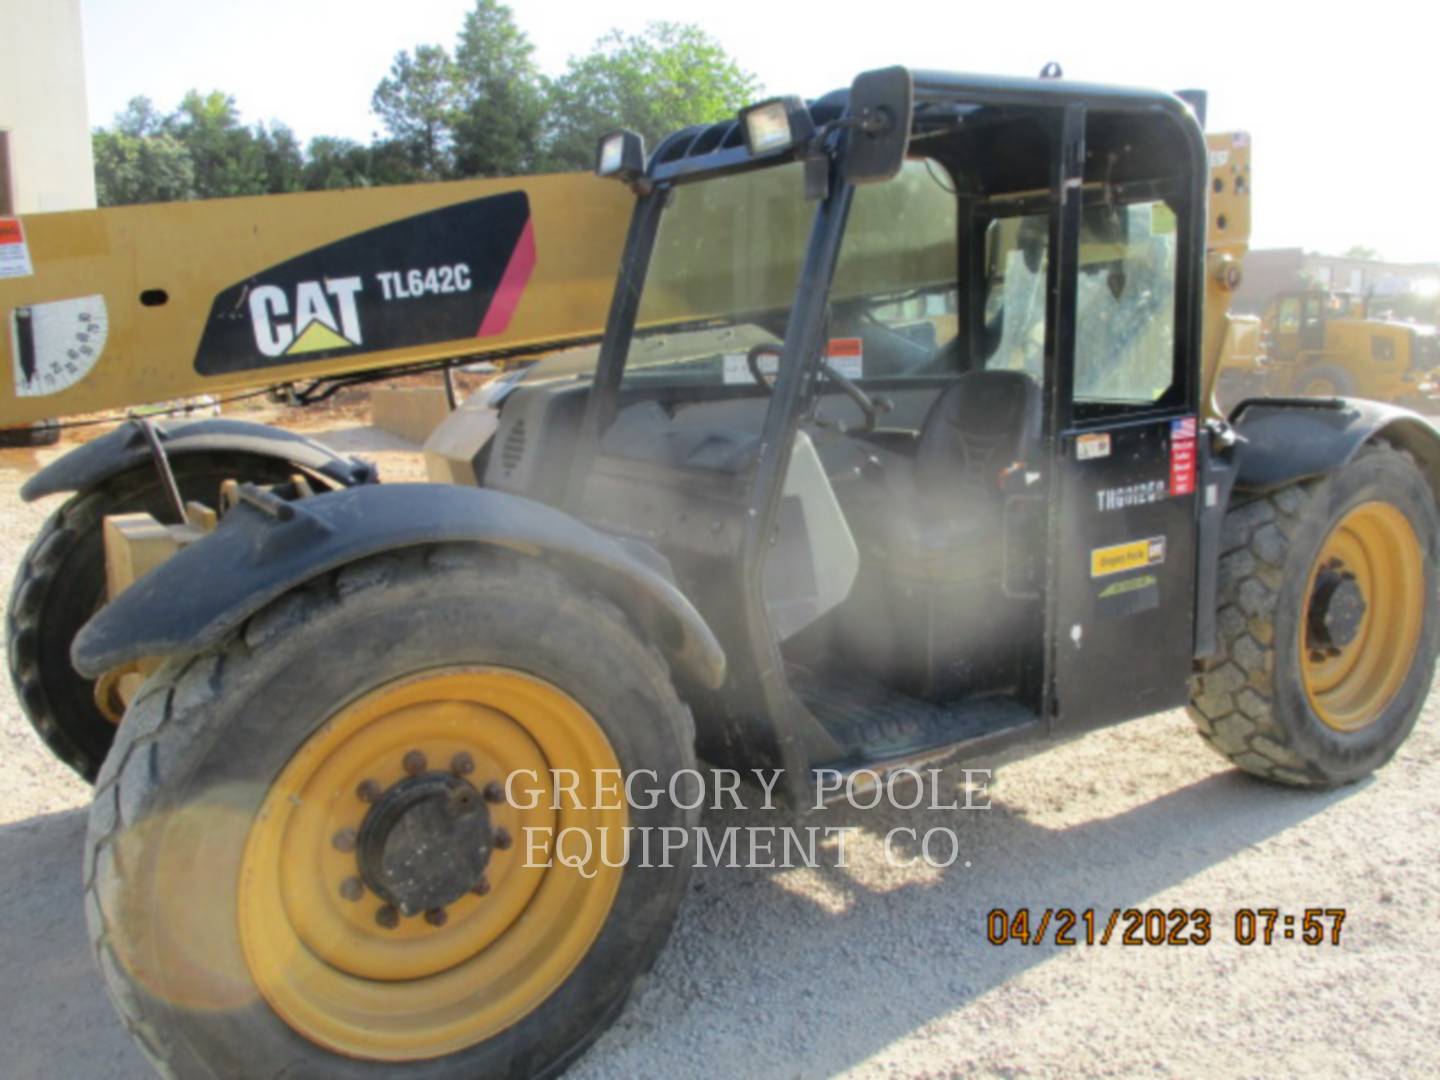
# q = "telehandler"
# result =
<box><xmin>21</xmin><ymin>67</ymin><xmax>1440</xmax><ymax>1077</ymax></box>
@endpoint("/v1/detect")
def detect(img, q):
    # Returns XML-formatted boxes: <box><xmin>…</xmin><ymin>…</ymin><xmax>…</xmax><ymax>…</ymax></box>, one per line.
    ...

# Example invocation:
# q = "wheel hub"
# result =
<box><xmin>356</xmin><ymin>771</ymin><xmax>493</xmax><ymax>916</ymax></box>
<box><xmin>1307</xmin><ymin>563</ymin><xmax>1367</xmax><ymax>651</ymax></box>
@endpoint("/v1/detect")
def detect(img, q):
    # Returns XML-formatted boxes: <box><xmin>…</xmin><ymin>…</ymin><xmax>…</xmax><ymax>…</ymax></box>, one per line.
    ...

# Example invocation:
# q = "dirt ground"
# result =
<box><xmin>1</xmin><ymin>414</ymin><xmax>1438</xmax><ymax>1079</ymax></box>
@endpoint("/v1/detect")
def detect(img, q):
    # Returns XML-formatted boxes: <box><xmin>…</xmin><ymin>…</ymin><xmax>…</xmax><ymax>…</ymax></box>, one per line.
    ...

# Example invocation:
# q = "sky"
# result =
<box><xmin>80</xmin><ymin>0</ymin><xmax>1440</xmax><ymax>263</ymax></box>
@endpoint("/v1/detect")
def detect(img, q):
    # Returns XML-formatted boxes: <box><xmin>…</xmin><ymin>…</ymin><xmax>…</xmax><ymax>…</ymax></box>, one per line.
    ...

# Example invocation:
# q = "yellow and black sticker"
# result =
<box><xmin>1090</xmin><ymin>536</ymin><xmax>1166</xmax><ymax>578</ymax></box>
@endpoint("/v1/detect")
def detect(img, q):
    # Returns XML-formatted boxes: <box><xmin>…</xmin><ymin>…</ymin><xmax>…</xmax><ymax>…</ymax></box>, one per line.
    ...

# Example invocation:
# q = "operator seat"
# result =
<box><xmin>836</xmin><ymin>368</ymin><xmax>1044</xmax><ymax>699</ymax></box>
<box><xmin>849</xmin><ymin>369</ymin><xmax>1042</xmax><ymax>575</ymax></box>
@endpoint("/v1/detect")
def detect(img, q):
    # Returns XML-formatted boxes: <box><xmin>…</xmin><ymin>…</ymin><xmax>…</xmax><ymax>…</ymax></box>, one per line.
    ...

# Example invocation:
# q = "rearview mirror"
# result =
<box><xmin>843</xmin><ymin>66</ymin><xmax>913</xmax><ymax>185</ymax></box>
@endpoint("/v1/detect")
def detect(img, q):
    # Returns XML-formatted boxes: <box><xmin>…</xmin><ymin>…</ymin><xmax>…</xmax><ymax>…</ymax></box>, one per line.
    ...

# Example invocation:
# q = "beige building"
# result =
<box><xmin>0</xmin><ymin>0</ymin><xmax>96</xmax><ymax>214</ymax></box>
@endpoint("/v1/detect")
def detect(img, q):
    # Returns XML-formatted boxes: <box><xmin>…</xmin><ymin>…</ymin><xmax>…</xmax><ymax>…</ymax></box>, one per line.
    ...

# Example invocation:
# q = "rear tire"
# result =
<box><xmin>1189</xmin><ymin>440</ymin><xmax>1439</xmax><ymax>786</ymax></box>
<box><xmin>6</xmin><ymin>453</ymin><xmax>299</xmax><ymax>781</ymax></box>
<box><xmin>85</xmin><ymin>545</ymin><xmax>696</xmax><ymax>1078</ymax></box>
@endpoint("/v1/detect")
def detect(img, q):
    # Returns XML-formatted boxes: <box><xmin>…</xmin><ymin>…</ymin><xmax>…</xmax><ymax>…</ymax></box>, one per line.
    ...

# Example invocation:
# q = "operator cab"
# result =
<box><xmin>485</xmin><ymin>70</ymin><xmax>1207</xmax><ymax>791</ymax></box>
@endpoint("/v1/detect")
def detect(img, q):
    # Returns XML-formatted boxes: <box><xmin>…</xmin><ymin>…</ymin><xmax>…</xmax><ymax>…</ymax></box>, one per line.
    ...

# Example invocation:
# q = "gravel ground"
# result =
<box><xmin>1</xmin><ymin>427</ymin><xmax>1438</xmax><ymax>1079</ymax></box>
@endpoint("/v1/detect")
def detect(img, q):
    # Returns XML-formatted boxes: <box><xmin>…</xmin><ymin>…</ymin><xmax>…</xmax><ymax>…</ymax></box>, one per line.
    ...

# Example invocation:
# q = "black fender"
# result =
<box><xmin>1194</xmin><ymin>397</ymin><xmax>1440</xmax><ymax>658</ymax></box>
<box><xmin>1231</xmin><ymin>397</ymin><xmax>1440</xmax><ymax>495</ymax></box>
<box><xmin>71</xmin><ymin>483</ymin><xmax>726</xmax><ymax>691</ymax></box>
<box><xmin>19</xmin><ymin>417</ymin><xmax>377</xmax><ymax>502</ymax></box>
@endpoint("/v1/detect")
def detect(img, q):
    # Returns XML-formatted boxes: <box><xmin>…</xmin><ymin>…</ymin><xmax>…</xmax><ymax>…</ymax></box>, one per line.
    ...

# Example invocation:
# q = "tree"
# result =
<box><xmin>112</xmin><ymin>96</ymin><xmax>167</xmax><ymax>138</ymax></box>
<box><xmin>168</xmin><ymin>90</ymin><xmax>267</xmax><ymax>198</ymax></box>
<box><xmin>93</xmin><ymin>126</ymin><xmax>196</xmax><ymax>206</ymax></box>
<box><xmin>450</xmin><ymin>0</ymin><xmax>547</xmax><ymax>177</ymax></box>
<box><xmin>94</xmin><ymin>94</ymin><xmax>318</xmax><ymax>204</ymax></box>
<box><xmin>542</xmin><ymin>23</ymin><xmax>760</xmax><ymax>171</ymax></box>
<box><xmin>1342</xmin><ymin>245</ymin><xmax>1380</xmax><ymax>262</ymax></box>
<box><xmin>371</xmin><ymin>44</ymin><xmax>459</xmax><ymax>180</ymax></box>
<box><xmin>255</xmin><ymin>123</ymin><xmax>305</xmax><ymax>194</ymax></box>
<box><xmin>303</xmin><ymin>137</ymin><xmax>374</xmax><ymax>190</ymax></box>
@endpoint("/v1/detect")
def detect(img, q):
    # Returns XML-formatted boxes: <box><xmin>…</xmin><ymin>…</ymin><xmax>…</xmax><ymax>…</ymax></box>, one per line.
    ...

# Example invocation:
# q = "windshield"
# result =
<box><xmin>620</xmin><ymin>163</ymin><xmax>809</xmax><ymax>388</ymax></box>
<box><xmin>619</xmin><ymin>159</ymin><xmax>958</xmax><ymax>389</ymax></box>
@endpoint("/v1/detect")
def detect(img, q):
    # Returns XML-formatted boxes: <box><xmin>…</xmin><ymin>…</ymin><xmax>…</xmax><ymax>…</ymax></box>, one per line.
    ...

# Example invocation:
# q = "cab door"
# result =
<box><xmin>1049</xmin><ymin>195</ymin><xmax>1200</xmax><ymax>733</ymax></box>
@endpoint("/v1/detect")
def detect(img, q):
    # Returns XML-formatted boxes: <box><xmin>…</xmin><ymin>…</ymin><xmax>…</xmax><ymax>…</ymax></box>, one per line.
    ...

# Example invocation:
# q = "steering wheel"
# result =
<box><xmin>746</xmin><ymin>343</ymin><xmax>888</xmax><ymax>432</ymax></box>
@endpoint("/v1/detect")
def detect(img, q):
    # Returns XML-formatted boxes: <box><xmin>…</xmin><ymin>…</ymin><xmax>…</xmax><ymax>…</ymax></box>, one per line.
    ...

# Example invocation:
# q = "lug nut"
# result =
<box><xmin>356</xmin><ymin>779</ymin><xmax>382</xmax><ymax>804</ymax></box>
<box><xmin>375</xmin><ymin>904</ymin><xmax>399</xmax><ymax>929</ymax></box>
<box><xmin>483</xmin><ymin>781</ymin><xmax>505</xmax><ymax>804</ymax></box>
<box><xmin>451</xmin><ymin>752</ymin><xmax>474</xmax><ymax>776</ymax></box>
<box><xmin>339</xmin><ymin>876</ymin><xmax>364</xmax><ymax>902</ymax></box>
<box><xmin>493</xmin><ymin>827</ymin><xmax>512</xmax><ymax>851</ymax></box>
<box><xmin>472</xmin><ymin>877</ymin><xmax>491</xmax><ymax>896</ymax></box>
<box><xmin>403</xmin><ymin>750</ymin><xmax>427</xmax><ymax>775</ymax></box>
<box><xmin>425</xmin><ymin>908</ymin><xmax>448</xmax><ymax>927</ymax></box>
<box><xmin>332</xmin><ymin>827</ymin><xmax>358</xmax><ymax>853</ymax></box>
<box><xmin>1310</xmin><ymin>650</ymin><xmax>1327</xmax><ymax>663</ymax></box>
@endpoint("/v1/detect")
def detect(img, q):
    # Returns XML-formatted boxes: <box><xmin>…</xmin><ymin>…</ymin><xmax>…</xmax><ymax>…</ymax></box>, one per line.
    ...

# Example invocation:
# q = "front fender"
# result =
<box><xmin>20</xmin><ymin>417</ymin><xmax>377</xmax><ymax>501</ymax></box>
<box><xmin>71</xmin><ymin>483</ymin><xmax>726</xmax><ymax>691</ymax></box>
<box><xmin>1232</xmin><ymin>397</ymin><xmax>1440</xmax><ymax>495</ymax></box>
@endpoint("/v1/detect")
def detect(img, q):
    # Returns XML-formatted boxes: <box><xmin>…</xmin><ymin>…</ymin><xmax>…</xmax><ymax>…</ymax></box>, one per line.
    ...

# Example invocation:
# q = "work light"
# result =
<box><xmin>595</xmin><ymin>130</ymin><xmax>645</xmax><ymax>181</ymax></box>
<box><xmin>739</xmin><ymin>96</ymin><xmax>814</xmax><ymax>158</ymax></box>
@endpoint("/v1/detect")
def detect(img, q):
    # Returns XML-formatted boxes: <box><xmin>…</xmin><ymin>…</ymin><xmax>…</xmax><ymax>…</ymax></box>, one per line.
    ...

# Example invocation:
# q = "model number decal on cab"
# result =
<box><xmin>1096</xmin><ymin>479</ymin><xmax>1167</xmax><ymax>512</ymax></box>
<box><xmin>1091</xmin><ymin>536</ymin><xmax>1166</xmax><ymax>578</ymax></box>
<box><xmin>376</xmin><ymin>264</ymin><xmax>473</xmax><ymax>301</ymax></box>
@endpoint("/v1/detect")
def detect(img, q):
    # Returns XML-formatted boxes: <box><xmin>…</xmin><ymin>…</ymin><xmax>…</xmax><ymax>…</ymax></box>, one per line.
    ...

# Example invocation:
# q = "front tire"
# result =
<box><xmin>85</xmin><ymin>545</ymin><xmax>695</xmax><ymax>1078</ymax></box>
<box><xmin>1189</xmin><ymin>440</ymin><xmax>1439</xmax><ymax>786</ymax></box>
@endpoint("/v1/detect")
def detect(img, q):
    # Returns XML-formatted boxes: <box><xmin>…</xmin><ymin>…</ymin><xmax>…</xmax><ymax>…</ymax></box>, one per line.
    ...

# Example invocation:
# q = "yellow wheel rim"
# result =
<box><xmin>239</xmin><ymin>667</ymin><xmax>627</xmax><ymax>1062</ymax></box>
<box><xmin>1300</xmin><ymin>502</ymin><xmax>1425</xmax><ymax>732</ymax></box>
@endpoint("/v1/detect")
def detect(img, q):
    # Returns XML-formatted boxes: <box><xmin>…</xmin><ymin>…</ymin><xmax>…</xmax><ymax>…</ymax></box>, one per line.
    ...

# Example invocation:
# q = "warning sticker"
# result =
<box><xmin>1091</xmin><ymin>535</ymin><xmax>1166</xmax><ymax>578</ymax></box>
<box><xmin>10</xmin><ymin>295</ymin><xmax>109</xmax><ymax>397</ymax></box>
<box><xmin>825</xmin><ymin>337</ymin><xmax>863</xmax><ymax>379</ymax></box>
<box><xmin>0</xmin><ymin>217</ymin><xmax>34</xmax><ymax>279</ymax></box>
<box><xmin>1076</xmin><ymin>432</ymin><xmax>1111</xmax><ymax>461</ymax></box>
<box><xmin>1169</xmin><ymin>416</ymin><xmax>1197</xmax><ymax>496</ymax></box>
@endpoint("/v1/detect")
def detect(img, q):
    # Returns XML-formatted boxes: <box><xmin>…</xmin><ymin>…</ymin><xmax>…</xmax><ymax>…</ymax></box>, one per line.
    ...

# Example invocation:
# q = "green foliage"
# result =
<box><xmin>372</xmin><ymin>44</ymin><xmax>460</xmax><ymax>180</ymax></box>
<box><xmin>255</xmin><ymin>123</ymin><xmax>305</xmax><ymax>195</ymax></box>
<box><xmin>92</xmin><ymin>92</ymin><xmax>296</xmax><ymax>205</ymax></box>
<box><xmin>93</xmin><ymin>124</ymin><xmax>196</xmax><ymax>206</ymax></box>
<box><xmin>302</xmin><ymin>137</ymin><xmax>374</xmax><ymax>191</ymax></box>
<box><xmin>93</xmin><ymin>7</ymin><xmax>762</xmax><ymax>201</ymax></box>
<box><xmin>543</xmin><ymin>23</ymin><xmax>760</xmax><ymax>172</ymax></box>
<box><xmin>170</xmin><ymin>91</ymin><xmax>268</xmax><ymax>198</ymax></box>
<box><xmin>451</xmin><ymin>0</ymin><xmax>547</xmax><ymax>177</ymax></box>
<box><xmin>1342</xmin><ymin>245</ymin><xmax>1381</xmax><ymax>261</ymax></box>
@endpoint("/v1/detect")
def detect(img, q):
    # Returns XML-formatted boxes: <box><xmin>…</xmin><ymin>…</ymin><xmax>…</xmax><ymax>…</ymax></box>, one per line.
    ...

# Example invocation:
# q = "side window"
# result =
<box><xmin>983</xmin><ymin>213</ymin><xmax>1049</xmax><ymax>381</ymax></box>
<box><xmin>1278</xmin><ymin>297</ymin><xmax>1301</xmax><ymax>333</ymax></box>
<box><xmin>1073</xmin><ymin>201</ymin><xmax>1178</xmax><ymax>407</ymax></box>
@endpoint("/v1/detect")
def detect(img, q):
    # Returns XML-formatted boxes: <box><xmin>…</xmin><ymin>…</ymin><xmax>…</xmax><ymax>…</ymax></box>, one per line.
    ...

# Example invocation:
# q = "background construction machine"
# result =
<box><xmin>1215</xmin><ymin>287</ymin><xmax>1440</xmax><ymax>410</ymax></box>
<box><xmin>3</xmin><ymin>65</ymin><xmax>1438</xmax><ymax>1079</ymax></box>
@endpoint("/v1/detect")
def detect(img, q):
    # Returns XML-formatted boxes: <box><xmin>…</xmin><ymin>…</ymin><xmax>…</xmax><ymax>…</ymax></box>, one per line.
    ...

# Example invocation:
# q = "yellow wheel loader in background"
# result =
<box><xmin>1215</xmin><ymin>288</ymin><xmax>1440</xmax><ymax>411</ymax></box>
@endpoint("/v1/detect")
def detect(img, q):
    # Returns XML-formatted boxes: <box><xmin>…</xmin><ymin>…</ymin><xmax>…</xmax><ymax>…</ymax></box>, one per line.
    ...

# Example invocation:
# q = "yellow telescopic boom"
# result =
<box><xmin>0</xmin><ymin>173</ymin><xmax>632</xmax><ymax>425</ymax></box>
